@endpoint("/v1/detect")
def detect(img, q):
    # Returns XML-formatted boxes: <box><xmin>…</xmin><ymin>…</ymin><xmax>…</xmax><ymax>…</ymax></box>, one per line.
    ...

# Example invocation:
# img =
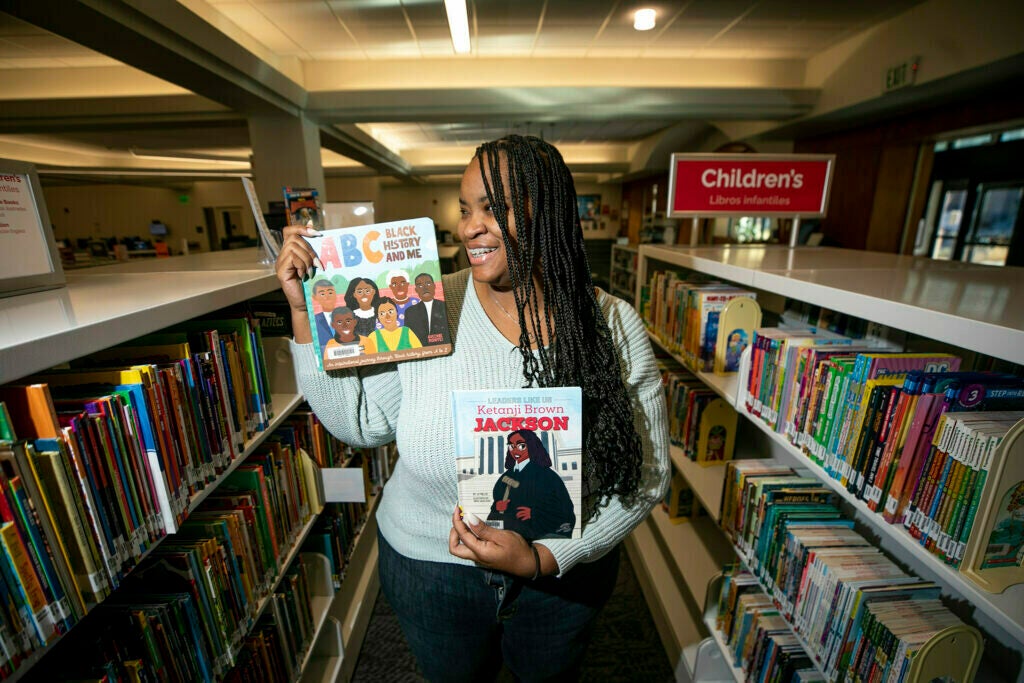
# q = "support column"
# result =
<box><xmin>248</xmin><ymin>114</ymin><xmax>326</xmax><ymax>213</ymax></box>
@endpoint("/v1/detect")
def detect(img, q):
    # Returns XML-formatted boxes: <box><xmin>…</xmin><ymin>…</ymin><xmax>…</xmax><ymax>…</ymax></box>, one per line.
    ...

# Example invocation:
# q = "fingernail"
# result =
<box><xmin>313</xmin><ymin>257</ymin><xmax>323</xmax><ymax>270</ymax></box>
<box><xmin>463</xmin><ymin>510</ymin><xmax>481</xmax><ymax>526</ymax></box>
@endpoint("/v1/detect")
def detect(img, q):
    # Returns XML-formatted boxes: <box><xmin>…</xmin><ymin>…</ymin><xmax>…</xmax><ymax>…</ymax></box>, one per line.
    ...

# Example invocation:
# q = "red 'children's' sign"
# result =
<box><xmin>667</xmin><ymin>154</ymin><xmax>835</xmax><ymax>218</ymax></box>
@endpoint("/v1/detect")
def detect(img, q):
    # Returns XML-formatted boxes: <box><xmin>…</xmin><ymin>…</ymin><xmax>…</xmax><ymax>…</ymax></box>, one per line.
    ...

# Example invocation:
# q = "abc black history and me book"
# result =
<box><xmin>301</xmin><ymin>218</ymin><xmax>452</xmax><ymax>371</ymax></box>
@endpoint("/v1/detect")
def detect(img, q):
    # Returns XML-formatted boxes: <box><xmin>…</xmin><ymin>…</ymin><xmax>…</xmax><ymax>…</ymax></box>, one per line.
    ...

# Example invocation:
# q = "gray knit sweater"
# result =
<box><xmin>291</xmin><ymin>271</ymin><xmax>670</xmax><ymax>576</ymax></box>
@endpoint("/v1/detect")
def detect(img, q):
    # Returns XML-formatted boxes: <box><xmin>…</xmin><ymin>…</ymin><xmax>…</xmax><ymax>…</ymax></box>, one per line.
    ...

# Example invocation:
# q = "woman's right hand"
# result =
<box><xmin>275</xmin><ymin>224</ymin><xmax>323</xmax><ymax>313</ymax></box>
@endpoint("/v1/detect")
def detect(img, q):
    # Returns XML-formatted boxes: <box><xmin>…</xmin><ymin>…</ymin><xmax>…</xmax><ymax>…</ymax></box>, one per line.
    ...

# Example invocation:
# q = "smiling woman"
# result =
<box><xmin>274</xmin><ymin>134</ymin><xmax>670</xmax><ymax>682</ymax></box>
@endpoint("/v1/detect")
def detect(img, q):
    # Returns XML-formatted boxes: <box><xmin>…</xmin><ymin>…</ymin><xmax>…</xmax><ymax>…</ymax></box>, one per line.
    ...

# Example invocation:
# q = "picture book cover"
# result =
<box><xmin>284</xmin><ymin>187</ymin><xmax>323</xmax><ymax>230</ymax></box>
<box><xmin>301</xmin><ymin>218</ymin><xmax>453</xmax><ymax>371</ymax></box>
<box><xmin>451</xmin><ymin>388</ymin><xmax>582</xmax><ymax>541</ymax></box>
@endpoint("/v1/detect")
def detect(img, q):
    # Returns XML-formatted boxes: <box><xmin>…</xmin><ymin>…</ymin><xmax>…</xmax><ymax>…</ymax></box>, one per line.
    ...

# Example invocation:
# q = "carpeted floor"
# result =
<box><xmin>352</xmin><ymin>548</ymin><xmax>674</xmax><ymax>682</ymax></box>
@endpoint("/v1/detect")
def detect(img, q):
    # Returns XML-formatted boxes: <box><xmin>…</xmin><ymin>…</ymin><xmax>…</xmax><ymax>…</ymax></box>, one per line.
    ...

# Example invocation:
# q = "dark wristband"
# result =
<box><xmin>529</xmin><ymin>542</ymin><xmax>541</xmax><ymax>581</ymax></box>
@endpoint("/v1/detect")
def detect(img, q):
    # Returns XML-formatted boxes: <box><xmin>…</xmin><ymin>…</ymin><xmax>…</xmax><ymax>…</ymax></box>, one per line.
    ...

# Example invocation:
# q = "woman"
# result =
<box><xmin>275</xmin><ymin>135</ymin><xmax>669</xmax><ymax>681</ymax></box>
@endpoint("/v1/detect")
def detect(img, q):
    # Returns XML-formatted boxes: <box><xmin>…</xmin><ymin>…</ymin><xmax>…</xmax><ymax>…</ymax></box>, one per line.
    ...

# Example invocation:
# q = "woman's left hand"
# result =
<box><xmin>449</xmin><ymin>507</ymin><xmax>543</xmax><ymax>578</ymax></box>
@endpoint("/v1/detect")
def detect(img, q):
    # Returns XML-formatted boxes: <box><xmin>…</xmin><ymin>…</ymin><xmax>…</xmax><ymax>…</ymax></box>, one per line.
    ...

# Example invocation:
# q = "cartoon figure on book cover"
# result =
<box><xmin>324</xmin><ymin>307</ymin><xmax>365</xmax><ymax>361</ymax></box>
<box><xmin>362</xmin><ymin>297</ymin><xmax>422</xmax><ymax>354</ymax></box>
<box><xmin>487</xmin><ymin>429</ymin><xmax>576</xmax><ymax>540</ymax></box>
<box><xmin>344</xmin><ymin>277</ymin><xmax>382</xmax><ymax>338</ymax></box>
<box><xmin>405</xmin><ymin>272</ymin><xmax>450</xmax><ymax>346</ymax></box>
<box><xmin>385</xmin><ymin>269</ymin><xmax>419</xmax><ymax>324</ymax></box>
<box><xmin>725</xmin><ymin>330</ymin><xmax>747</xmax><ymax>372</ymax></box>
<box><xmin>311</xmin><ymin>279</ymin><xmax>341</xmax><ymax>355</ymax></box>
<box><xmin>983</xmin><ymin>481</ymin><xmax>1024</xmax><ymax>569</ymax></box>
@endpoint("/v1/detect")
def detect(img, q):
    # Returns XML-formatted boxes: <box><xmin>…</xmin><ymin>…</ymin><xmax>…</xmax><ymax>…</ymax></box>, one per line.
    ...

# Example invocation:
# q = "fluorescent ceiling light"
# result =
<box><xmin>634</xmin><ymin>8</ymin><xmax>656</xmax><ymax>31</ymax></box>
<box><xmin>444</xmin><ymin>0</ymin><xmax>471</xmax><ymax>54</ymax></box>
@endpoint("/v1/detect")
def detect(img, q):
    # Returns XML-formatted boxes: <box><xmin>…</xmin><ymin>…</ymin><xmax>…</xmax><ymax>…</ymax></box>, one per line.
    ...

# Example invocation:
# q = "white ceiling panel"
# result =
<box><xmin>0</xmin><ymin>34</ymin><xmax>98</xmax><ymax>57</ymax></box>
<box><xmin>210</xmin><ymin>3</ymin><xmax>306</xmax><ymax>55</ymax></box>
<box><xmin>472</xmin><ymin>0</ymin><xmax>546</xmax><ymax>26</ymax></box>
<box><xmin>253</xmin><ymin>2</ymin><xmax>361</xmax><ymax>52</ymax></box>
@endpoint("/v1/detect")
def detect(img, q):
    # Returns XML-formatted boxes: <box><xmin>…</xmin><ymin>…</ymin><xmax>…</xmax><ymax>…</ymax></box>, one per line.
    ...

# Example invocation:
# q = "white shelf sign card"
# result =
<box><xmin>666</xmin><ymin>153</ymin><xmax>835</xmax><ymax>218</ymax></box>
<box><xmin>0</xmin><ymin>159</ymin><xmax>65</xmax><ymax>297</ymax></box>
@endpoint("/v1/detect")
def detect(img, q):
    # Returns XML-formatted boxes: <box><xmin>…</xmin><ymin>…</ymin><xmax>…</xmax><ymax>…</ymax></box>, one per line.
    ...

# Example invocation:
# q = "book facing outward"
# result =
<box><xmin>451</xmin><ymin>388</ymin><xmax>582</xmax><ymax>541</ymax></box>
<box><xmin>301</xmin><ymin>218</ymin><xmax>453</xmax><ymax>371</ymax></box>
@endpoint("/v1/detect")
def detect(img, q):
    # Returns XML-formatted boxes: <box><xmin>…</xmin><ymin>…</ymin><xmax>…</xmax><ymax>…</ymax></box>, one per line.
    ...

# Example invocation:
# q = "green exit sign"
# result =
<box><xmin>885</xmin><ymin>57</ymin><xmax>920</xmax><ymax>92</ymax></box>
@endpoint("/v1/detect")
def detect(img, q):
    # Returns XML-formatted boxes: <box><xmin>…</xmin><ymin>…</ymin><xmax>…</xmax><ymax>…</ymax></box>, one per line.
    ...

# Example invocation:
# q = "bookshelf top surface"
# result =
<box><xmin>639</xmin><ymin>245</ymin><xmax>1024</xmax><ymax>364</ymax></box>
<box><xmin>0</xmin><ymin>249</ymin><xmax>279</xmax><ymax>384</ymax></box>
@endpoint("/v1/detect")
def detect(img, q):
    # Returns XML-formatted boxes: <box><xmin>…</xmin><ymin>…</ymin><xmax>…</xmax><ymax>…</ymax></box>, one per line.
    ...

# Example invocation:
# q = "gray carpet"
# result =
<box><xmin>352</xmin><ymin>549</ymin><xmax>674</xmax><ymax>682</ymax></box>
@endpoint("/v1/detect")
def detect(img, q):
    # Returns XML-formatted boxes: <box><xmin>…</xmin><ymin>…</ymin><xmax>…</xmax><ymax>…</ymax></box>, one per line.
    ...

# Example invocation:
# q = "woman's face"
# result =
<box><xmin>458</xmin><ymin>156</ymin><xmax>518</xmax><ymax>288</ymax></box>
<box><xmin>377</xmin><ymin>301</ymin><xmax>398</xmax><ymax>330</ymax></box>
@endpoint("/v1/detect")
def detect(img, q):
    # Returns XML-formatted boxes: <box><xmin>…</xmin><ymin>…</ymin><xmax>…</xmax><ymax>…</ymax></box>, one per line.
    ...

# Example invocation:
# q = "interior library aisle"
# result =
<box><xmin>351</xmin><ymin>547</ymin><xmax>674</xmax><ymax>682</ymax></box>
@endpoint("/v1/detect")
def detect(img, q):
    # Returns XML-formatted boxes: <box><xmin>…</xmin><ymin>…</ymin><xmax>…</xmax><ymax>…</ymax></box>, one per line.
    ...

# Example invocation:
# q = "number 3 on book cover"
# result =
<box><xmin>452</xmin><ymin>388</ymin><xmax>583</xmax><ymax>541</ymax></box>
<box><xmin>301</xmin><ymin>217</ymin><xmax>453</xmax><ymax>371</ymax></box>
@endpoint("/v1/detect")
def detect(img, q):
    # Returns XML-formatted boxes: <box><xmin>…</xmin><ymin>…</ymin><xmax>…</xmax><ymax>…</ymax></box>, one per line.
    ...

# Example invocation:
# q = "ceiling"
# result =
<box><xmin>0</xmin><ymin>0</ymin><xmax>999</xmax><ymax>184</ymax></box>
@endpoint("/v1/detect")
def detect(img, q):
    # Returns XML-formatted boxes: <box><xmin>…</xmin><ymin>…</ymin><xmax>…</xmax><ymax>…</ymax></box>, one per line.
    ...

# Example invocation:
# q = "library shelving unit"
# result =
<box><xmin>0</xmin><ymin>248</ymin><xmax>382</xmax><ymax>683</ymax></box>
<box><xmin>609</xmin><ymin>243</ymin><xmax>639</xmax><ymax>303</ymax></box>
<box><xmin>631</xmin><ymin>244</ymin><xmax>1024</xmax><ymax>683</ymax></box>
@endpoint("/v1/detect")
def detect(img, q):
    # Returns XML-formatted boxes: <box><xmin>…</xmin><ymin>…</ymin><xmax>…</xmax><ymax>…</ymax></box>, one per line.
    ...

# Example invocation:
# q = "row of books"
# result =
<box><xmin>642</xmin><ymin>271</ymin><xmax>757</xmax><ymax>372</ymax></box>
<box><xmin>37</xmin><ymin>427</ymin><xmax>325</xmax><ymax>681</ymax></box>
<box><xmin>715</xmin><ymin>566</ymin><xmax>823</xmax><ymax>682</ymax></box>
<box><xmin>662</xmin><ymin>466</ymin><xmax>707</xmax><ymax>524</ymax></box>
<box><xmin>657</xmin><ymin>356</ymin><xmax>738</xmax><ymax>464</ymax></box>
<box><xmin>0</xmin><ymin>311</ymin><xmax>282</xmax><ymax>678</ymax></box>
<box><xmin>741</xmin><ymin>329</ymin><xmax>1024</xmax><ymax>542</ymax></box>
<box><xmin>722</xmin><ymin>460</ymin><xmax>976</xmax><ymax>682</ymax></box>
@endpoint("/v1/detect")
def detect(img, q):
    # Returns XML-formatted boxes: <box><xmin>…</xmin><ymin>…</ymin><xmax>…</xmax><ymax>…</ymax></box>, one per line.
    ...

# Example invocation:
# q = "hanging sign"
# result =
<box><xmin>0</xmin><ymin>159</ymin><xmax>65</xmax><ymax>297</ymax></box>
<box><xmin>667</xmin><ymin>153</ymin><xmax>835</xmax><ymax>218</ymax></box>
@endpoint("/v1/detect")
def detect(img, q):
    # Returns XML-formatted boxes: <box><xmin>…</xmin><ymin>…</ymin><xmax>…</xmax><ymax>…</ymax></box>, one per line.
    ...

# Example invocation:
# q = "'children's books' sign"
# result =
<box><xmin>302</xmin><ymin>217</ymin><xmax>452</xmax><ymax>371</ymax></box>
<box><xmin>667</xmin><ymin>153</ymin><xmax>835</xmax><ymax>218</ymax></box>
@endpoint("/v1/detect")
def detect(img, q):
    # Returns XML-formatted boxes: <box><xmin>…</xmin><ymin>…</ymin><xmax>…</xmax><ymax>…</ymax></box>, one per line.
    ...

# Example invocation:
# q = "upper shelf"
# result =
<box><xmin>638</xmin><ymin>245</ymin><xmax>1024</xmax><ymax>365</ymax></box>
<box><xmin>0</xmin><ymin>248</ymin><xmax>279</xmax><ymax>385</ymax></box>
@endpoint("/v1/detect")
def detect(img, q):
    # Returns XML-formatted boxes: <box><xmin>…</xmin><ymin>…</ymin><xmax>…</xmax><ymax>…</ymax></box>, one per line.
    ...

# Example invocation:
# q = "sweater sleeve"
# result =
<box><xmin>290</xmin><ymin>340</ymin><xmax>403</xmax><ymax>447</ymax></box>
<box><xmin>534</xmin><ymin>296</ymin><xmax>671</xmax><ymax>576</ymax></box>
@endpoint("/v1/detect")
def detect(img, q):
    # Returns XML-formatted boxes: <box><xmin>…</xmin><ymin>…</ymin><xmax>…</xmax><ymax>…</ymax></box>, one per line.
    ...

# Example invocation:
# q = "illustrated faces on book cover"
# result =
<box><xmin>345</xmin><ymin>277</ymin><xmax>379</xmax><ymax>312</ymax></box>
<box><xmin>330</xmin><ymin>307</ymin><xmax>357</xmax><ymax>341</ymax></box>
<box><xmin>414</xmin><ymin>273</ymin><xmax>435</xmax><ymax>301</ymax></box>
<box><xmin>377</xmin><ymin>298</ymin><xmax>399</xmax><ymax>330</ymax></box>
<box><xmin>312</xmin><ymin>280</ymin><xmax>337</xmax><ymax>312</ymax></box>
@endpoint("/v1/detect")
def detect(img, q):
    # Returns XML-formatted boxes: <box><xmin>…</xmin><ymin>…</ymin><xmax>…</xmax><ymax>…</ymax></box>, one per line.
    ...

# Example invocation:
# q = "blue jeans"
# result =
<box><xmin>378</xmin><ymin>530</ymin><xmax>620</xmax><ymax>682</ymax></box>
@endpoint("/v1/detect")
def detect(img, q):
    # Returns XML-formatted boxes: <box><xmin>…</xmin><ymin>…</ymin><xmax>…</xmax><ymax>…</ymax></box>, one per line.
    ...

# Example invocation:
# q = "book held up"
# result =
<box><xmin>452</xmin><ymin>388</ymin><xmax>582</xmax><ymax>541</ymax></box>
<box><xmin>301</xmin><ymin>218</ymin><xmax>453</xmax><ymax>371</ymax></box>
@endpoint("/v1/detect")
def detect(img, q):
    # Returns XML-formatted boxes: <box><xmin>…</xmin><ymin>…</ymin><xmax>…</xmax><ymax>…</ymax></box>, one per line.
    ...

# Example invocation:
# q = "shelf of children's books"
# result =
<box><xmin>702</xmin><ymin>612</ymin><xmax>751</xmax><ymax>683</ymax></box>
<box><xmin>738</xmin><ymin>402</ymin><xmax>1024</xmax><ymax>649</ymax></box>
<box><xmin>669</xmin><ymin>444</ymin><xmax>728</xmax><ymax>525</ymax></box>
<box><xmin>645</xmin><ymin>330</ymin><xmax>739</xmax><ymax>404</ymax></box>
<box><xmin>636</xmin><ymin>245</ymin><xmax>1024</xmax><ymax>366</ymax></box>
<box><xmin>0</xmin><ymin>391</ymin><xmax>305</xmax><ymax>683</ymax></box>
<box><xmin>649</xmin><ymin>504</ymin><xmax>736</xmax><ymax>607</ymax></box>
<box><xmin>0</xmin><ymin>253</ymin><xmax>279</xmax><ymax>385</ymax></box>
<box><xmin>625</xmin><ymin>516</ymin><xmax>705</xmax><ymax>674</ymax></box>
<box><xmin>290</xmin><ymin>552</ymin><xmax>336</xmax><ymax>683</ymax></box>
<box><xmin>185</xmin><ymin>392</ymin><xmax>304</xmax><ymax>515</ymax></box>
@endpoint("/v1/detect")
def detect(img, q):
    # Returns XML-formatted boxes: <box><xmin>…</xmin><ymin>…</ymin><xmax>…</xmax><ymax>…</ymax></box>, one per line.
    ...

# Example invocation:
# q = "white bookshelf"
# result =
<box><xmin>637</xmin><ymin>244</ymin><xmax>1024</xmax><ymax>680</ymax></box>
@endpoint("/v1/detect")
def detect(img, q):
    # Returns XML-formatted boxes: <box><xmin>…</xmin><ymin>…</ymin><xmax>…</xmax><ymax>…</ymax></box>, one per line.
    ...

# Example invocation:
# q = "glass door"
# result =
<box><xmin>960</xmin><ymin>182</ymin><xmax>1023</xmax><ymax>266</ymax></box>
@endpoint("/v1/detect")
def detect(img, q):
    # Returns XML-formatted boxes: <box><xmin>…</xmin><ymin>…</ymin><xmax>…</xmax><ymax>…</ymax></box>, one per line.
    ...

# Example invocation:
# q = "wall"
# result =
<box><xmin>42</xmin><ymin>179</ymin><xmax>254</xmax><ymax>251</ymax></box>
<box><xmin>794</xmin><ymin>89</ymin><xmax>1024</xmax><ymax>251</ymax></box>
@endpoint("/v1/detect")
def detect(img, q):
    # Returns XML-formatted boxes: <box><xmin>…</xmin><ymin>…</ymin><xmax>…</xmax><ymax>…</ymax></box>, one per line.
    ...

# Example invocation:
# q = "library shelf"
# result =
<box><xmin>625</xmin><ymin>517</ymin><xmax>704</xmax><ymax>675</ymax></box>
<box><xmin>333</xmin><ymin>489</ymin><xmax>382</xmax><ymax>683</ymax></box>
<box><xmin>0</xmin><ymin>248</ymin><xmax>278</xmax><ymax>385</ymax></box>
<box><xmin>669</xmin><ymin>444</ymin><xmax>728</xmax><ymax>526</ymax></box>
<box><xmin>701</xmin><ymin>607</ymin><xmax>746</xmax><ymax>683</ymax></box>
<box><xmin>636</xmin><ymin>243</ymin><xmax>1024</xmax><ymax>669</ymax></box>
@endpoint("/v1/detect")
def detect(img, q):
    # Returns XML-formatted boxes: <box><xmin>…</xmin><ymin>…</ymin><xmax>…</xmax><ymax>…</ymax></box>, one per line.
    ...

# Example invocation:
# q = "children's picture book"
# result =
<box><xmin>451</xmin><ymin>388</ymin><xmax>582</xmax><ymax>541</ymax></box>
<box><xmin>301</xmin><ymin>218</ymin><xmax>453</xmax><ymax>371</ymax></box>
<box><xmin>284</xmin><ymin>187</ymin><xmax>323</xmax><ymax>230</ymax></box>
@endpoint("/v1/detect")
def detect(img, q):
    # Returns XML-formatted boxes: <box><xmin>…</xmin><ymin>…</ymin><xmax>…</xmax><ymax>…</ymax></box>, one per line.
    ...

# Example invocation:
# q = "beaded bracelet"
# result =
<box><xmin>529</xmin><ymin>542</ymin><xmax>541</xmax><ymax>581</ymax></box>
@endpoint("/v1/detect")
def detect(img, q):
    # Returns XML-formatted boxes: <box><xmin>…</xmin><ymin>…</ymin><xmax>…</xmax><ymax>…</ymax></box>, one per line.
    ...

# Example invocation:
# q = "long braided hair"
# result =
<box><xmin>474</xmin><ymin>135</ymin><xmax>644</xmax><ymax>519</ymax></box>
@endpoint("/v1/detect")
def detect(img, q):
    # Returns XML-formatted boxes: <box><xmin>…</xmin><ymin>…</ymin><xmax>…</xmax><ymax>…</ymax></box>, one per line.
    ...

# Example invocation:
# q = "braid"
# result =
<box><xmin>473</xmin><ymin>135</ymin><xmax>644</xmax><ymax>519</ymax></box>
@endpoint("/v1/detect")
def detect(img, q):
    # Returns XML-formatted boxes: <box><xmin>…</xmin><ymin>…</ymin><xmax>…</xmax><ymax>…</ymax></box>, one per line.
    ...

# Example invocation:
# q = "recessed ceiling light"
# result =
<box><xmin>444</xmin><ymin>0</ymin><xmax>471</xmax><ymax>54</ymax></box>
<box><xmin>634</xmin><ymin>8</ymin><xmax>656</xmax><ymax>31</ymax></box>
